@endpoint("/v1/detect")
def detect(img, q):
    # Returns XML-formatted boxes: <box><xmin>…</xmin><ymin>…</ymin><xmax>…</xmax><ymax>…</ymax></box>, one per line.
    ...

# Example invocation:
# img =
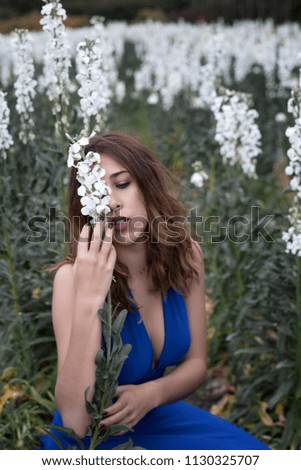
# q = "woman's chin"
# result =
<box><xmin>113</xmin><ymin>230</ymin><xmax>148</xmax><ymax>246</ymax></box>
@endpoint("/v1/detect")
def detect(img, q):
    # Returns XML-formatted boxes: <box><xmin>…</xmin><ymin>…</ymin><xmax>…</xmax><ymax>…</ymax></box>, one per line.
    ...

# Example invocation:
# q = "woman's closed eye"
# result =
<box><xmin>116</xmin><ymin>182</ymin><xmax>130</xmax><ymax>189</ymax></box>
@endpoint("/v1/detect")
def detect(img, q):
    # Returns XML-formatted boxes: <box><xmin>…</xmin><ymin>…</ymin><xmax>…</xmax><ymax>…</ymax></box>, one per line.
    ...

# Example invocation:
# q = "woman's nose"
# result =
<box><xmin>108</xmin><ymin>191</ymin><xmax>122</xmax><ymax>214</ymax></box>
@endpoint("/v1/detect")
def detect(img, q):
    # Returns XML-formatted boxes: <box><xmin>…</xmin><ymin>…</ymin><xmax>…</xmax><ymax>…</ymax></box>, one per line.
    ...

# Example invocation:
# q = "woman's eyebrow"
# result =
<box><xmin>110</xmin><ymin>170</ymin><xmax>129</xmax><ymax>179</ymax></box>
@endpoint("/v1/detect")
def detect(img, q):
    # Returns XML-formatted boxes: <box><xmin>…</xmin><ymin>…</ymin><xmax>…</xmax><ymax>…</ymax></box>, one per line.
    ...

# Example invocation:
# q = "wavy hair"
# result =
<box><xmin>47</xmin><ymin>131</ymin><xmax>202</xmax><ymax>314</ymax></box>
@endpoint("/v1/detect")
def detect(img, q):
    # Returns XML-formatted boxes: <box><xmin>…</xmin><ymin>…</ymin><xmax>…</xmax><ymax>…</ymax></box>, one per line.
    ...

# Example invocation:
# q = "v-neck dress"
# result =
<box><xmin>40</xmin><ymin>288</ymin><xmax>269</xmax><ymax>450</ymax></box>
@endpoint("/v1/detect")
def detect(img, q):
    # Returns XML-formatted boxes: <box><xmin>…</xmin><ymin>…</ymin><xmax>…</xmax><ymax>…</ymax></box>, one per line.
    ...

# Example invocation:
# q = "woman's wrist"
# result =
<box><xmin>74</xmin><ymin>293</ymin><xmax>106</xmax><ymax>313</ymax></box>
<box><xmin>141</xmin><ymin>380</ymin><xmax>162</xmax><ymax>410</ymax></box>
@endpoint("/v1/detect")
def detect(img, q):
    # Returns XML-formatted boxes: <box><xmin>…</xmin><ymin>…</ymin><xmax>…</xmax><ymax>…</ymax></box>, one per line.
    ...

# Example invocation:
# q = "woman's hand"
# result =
<box><xmin>72</xmin><ymin>220</ymin><xmax>116</xmax><ymax>310</ymax></box>
<box><xmin>100</xmin><ymin>383</ymin><xmax>158</xmax><ymax>435</ymax></box>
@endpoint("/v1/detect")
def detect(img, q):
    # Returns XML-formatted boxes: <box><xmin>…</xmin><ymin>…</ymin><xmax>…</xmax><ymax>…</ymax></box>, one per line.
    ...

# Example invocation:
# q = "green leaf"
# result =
<box><xmin>42</xmin><ymin>425</ymin><xmax>85</xmax><ymax>449</ymax></box>
<box><xmin>268</xmin><ymin>379</ymin><xmax>294</xmax><ymax>409</ymax></box>
<box><xmin>110</xmin><ymin>344</ymin><xmax>132</xmax><ymax>374</ymax></box>
<box><xmin>29</xmin><ymin>386</ymin><xmax>54</xmax><ymax>413</ymax></box>
<box><xmin>97</xmin><ymin>303</ymin><xmax>110</xmax><ymax>326</ymax></box>
<box><xmin>85</xmin><ymin>401</ymin><xmax>101</xmax><ymax>419</ymax></box>
<box><xmin>40</xmin><ymin>426</ymin><xmax>68</xmax><ymax>450</ymax></box>
<box><xmin>112</xmin><ymin>309</ymin><xmax>128</xmax><ymax>338</ymax></box>
<box><xmin>95</xmin><ymin>349</ymin><xmax>105</xmax><ymax>367</ymax></box>
<box><xmin>112</xmin><ymin>438</ymin><xmax>144</xmax><ymax>450</ymax></box>
<box><xmin>109</xmin><ymin>423</ymin><xmax>134</xmax><ymax>434</ymax></box>
<box><xmin>85</xmin><ymin>387</ymin><xmax>102</xmax><ymax>419</ymax></box>
<box><xmin>234</xmin><ymin>347</ymin><xmax>267</xmax><ymax>355</ymax></box>
<box><xmin>276</xmin><ymin>360</ymin><xmax>294</xmax><ymax>370</ymax></box>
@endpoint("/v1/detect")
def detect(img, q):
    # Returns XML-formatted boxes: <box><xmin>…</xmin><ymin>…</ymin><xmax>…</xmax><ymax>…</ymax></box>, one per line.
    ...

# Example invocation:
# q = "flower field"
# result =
<box><xmin>0</xmin><ymin>1</ymin><xmax>301</xmax><ymax>450</ymax></box>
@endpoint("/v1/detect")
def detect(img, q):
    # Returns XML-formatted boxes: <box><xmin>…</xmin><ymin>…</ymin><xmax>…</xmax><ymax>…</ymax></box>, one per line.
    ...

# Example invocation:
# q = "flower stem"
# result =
<box><xmin>89</xmin><ymin>290</ymin><xmax>112</xmax><ymax>450</ymax></box>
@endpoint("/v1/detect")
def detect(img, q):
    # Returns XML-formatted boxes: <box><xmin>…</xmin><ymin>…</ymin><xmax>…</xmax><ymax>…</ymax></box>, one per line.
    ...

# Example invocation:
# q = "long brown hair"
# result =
<box><xmin>47</xmin><ymin>131</ymin><xmax>202</xmax><ymax>314</ymax></box>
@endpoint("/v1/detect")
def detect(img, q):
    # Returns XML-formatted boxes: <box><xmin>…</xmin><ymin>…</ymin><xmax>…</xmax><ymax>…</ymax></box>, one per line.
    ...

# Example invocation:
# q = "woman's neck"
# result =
<box><xmin>115</xmin><ymin>239</ymin><xmax>148</xmax><ymax>282</ymax></box>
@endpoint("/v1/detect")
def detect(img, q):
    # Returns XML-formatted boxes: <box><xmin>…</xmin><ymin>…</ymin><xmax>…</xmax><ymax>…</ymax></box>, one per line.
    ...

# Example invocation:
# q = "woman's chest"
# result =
<box><xmin>118</xmin><ymin>288</ymin><xmax>191</xmax><ymax>384</ymax></box>
<box><xmin>130</xmin><ymin>286</ymin><xmax>165</xmax><ymax>368</ymax></box>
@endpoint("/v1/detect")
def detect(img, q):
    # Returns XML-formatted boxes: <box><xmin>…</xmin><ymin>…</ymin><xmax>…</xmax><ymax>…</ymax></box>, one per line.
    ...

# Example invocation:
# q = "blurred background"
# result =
<box><xmin>1</xmin><ymin>0</ymin><xmax>301</xmax><ymax>452</ymax></box>
<box><xmin>0</xmin><ymin>0</ymin><xmax>301</xmax><ymax>33</ymax></box>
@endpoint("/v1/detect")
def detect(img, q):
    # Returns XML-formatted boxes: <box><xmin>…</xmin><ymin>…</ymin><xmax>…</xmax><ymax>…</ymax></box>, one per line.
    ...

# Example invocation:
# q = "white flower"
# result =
<box><xmin>77</xmin><ymin>137</ymin><xmax>90</xmax><ymax>146</ymax></box>
<box><xmin>212</xmin><ymin>88</ymin><xmax>261</xmax><ymax>178</ymax></box>
<box><xmin>190</xmin><ymin>161</ymin><xmax>209</xmax><ymax>188</ymax></box>
<box><xmin>39</xmin><ymin>0</ymin><xmax>71</xmax><ymax>127</ymax></box>
<box><xmin>67</xmin><ymin>144</ymin><xmax>81</xmax><ymax>168</ymax></box>
<box><xmin>66</xmin><ymin>131</ymin><xmax>111</xmax><ymax>224</ymax></box>
<box><xmin>275</xmin><ymin>112</ymin><xmax>287</xmax><ymax>123</ymax></box>
<box><xmin>76</xmin><ymin>38</ymin><xmax>111</xmax><ymax>134</ymax></box>
<box><xmin>147</xmin><ymin>93</ymin><xmax>159</xmax><ymax>105</ymax></box>
<box><xmin>0</xmin><ymin>90</ymin><xmax>13</xmax><ymax>159</ymax></box>
<box><xmin>282</xmin><ymin>70</ymin><xmax>301</xmax><ymax>257</ymax></box>
<box><xmin>41</xmin><ymin>3</ymin><xmax>55</xmax><ymax>16</ymax></box>
<box><xmin>11</xmin><ymin>29</ymin><xmax>37</xmax><ymax>144</ymax></box>
<box><xmin>86</xmin><ymin>151</ymin><xmax>101</xmax><ymax>164</ymax></box>
<box><xmin>77</xmin><ymin>185</ymin><xmax>86</xmax><ymax>196</ymax></box>
<box><xmin>190</xmin><ymin>172</ymin><xmax>208</xmax><ymax>188</ymax></box>
<box><xmin>115</xmin><ymin>81</ymin><xmax>126</xmax><ymax>103</ymax></box>
<box><xmin>282</xmin><ymin>205</ymin><xmax>301</xmax><ymax>256</ymax></box>
<box><xmin>284</xmin><ymin>85</ymin><xmax>301</xmax><ymax>200</ymax></box>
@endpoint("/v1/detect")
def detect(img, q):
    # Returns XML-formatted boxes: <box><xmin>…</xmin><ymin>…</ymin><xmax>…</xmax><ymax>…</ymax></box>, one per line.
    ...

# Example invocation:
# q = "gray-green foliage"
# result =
<box><xmin>42</xmin><ymin>295</ymin><xmax>143</xmax><ymax>450</ymax></box>
<box><xmin>87</xmin><ymin>296</ymin><xmax>142</xmax><ymax>449</ymax></box>
<box><xmin>0</xmin><ymin>119</ymin><xmax>66</xmax><ymax>448</ymax></box>
<box><xmin>225</xmin><ymin>241</ymin><xmax>301</xmax><ymax>449</ymax></box>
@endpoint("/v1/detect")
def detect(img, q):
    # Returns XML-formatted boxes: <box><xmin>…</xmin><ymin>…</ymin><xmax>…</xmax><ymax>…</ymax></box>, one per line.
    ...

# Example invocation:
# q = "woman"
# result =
<box><xmin>41</xmin><ymin>131</ymin><xmax>269</xmax><ymax>450</ymax></box>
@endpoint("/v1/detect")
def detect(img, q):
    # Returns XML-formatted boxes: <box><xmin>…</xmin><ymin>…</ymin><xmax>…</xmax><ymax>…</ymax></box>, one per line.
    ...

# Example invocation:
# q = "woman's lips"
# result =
<box><xmin>114</xmin><ymin>219</ymin><xmax>130</xmax><ymax>230</ymax></box>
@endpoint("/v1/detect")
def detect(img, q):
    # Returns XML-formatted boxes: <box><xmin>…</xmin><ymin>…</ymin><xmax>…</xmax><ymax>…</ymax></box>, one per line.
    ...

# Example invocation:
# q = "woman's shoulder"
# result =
<box><xmin>52</xmin><ymin>263</ymin><xmax>75</xmax><ymax>323</ymax></box>
<box><xmin>53</xmin><ymin>262</ymin><xmax>74</xmax><ymax>290</ymax></box>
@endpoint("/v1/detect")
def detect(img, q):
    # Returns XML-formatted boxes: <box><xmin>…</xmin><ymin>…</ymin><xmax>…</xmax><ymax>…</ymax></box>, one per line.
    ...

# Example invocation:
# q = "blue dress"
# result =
<box><xmin>40</xmin><ymin>288</ymin><xmax>269</xmax><ymax>450</ymax></box>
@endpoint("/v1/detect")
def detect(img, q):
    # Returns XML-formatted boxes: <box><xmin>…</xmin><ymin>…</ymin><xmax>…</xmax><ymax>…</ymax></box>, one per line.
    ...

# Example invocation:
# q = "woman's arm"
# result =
<box><xmin>53</xmin><ymin>221</ymin><xmax>116</xmax><ymax>438</ymax></box>
<box><xmin>100</xmin><ymin>240</ymin><xmax>207</xmax><ymax>432</ymax></box>
<box><xmin>52</xmin><ymin>266</ymin><xmax>103</xmax><ymax>438</ymax></box>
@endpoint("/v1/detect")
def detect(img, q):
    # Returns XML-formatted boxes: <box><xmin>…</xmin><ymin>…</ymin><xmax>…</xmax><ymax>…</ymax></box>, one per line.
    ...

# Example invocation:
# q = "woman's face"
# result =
<box><xmin>100</xmin><ymin>154</ymin><xmax>148</xmax><ymax>245</ymax></box>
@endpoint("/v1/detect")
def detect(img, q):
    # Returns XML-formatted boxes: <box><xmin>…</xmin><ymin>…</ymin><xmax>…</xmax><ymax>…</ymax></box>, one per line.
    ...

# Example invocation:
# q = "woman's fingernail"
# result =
<box><xmin>102</xmin><ymin>411</ymin><xmax>108</xmax><ymax>417</ymax></box>
<box><xmin>100</xmin><ymin>423</ymin><xmax>106</xmax><ymax>429</ymax></box>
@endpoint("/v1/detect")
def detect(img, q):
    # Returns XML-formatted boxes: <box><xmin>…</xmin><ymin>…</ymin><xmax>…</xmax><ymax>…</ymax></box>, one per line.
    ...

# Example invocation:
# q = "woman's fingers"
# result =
<box><xmin>113</xmin><ymin>385</ymin><xmax>128</xmax><ymax>397</ymax></box>
<box><xmin>89</xmin><ymin>220</ymin><xmax>105</xmax><ymax>255</ymax></box>
<box><xmin>100</xmin><ymin>407</ymin><xmax>129</xmax><ymax>429</ymax></box>
<box><xmin>101</xmin><ymin>224</ymin><xmax>115</xmax><ymax>259</ymax></box>
<box><xmin>107</xmin><ymin>245</ymin><xmax>116</xmax><ymax>268</ymax></box>
<box><xmin>88</xmin><ymin>220</ymin><xmax>115</xmax><ymax>259</ymax></box>
<box><xmin>77</xmin><ymin>223</ymin><xmax>90</xmax><ymax>256</ymax></box>
<box><xmin>100</xmin><ymin>392</ymin><xmax>133</xmax><ymax>430</ymax></box>
<box><xmin>73</xmin><ymin>220</ymin><xmax>116</xmax><ymax>309</ymax></box>
<box><xmin>103</xmin><ymin>398</ymin><xmax>124</xmax><ymax>417</ymax></box>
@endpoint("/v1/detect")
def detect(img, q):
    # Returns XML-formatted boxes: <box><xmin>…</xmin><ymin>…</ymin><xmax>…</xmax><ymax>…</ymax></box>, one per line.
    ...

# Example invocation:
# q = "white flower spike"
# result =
<box><xmin>212</xmin><ymin>88</ymin><xmax>261</xmax><ymax>179</ymax></box>
<box><xmin>39</xmin><ymin>0</ymin><xmax>71</xmax><ymax>131</ymax></box>
<box><xmin>282</xmin><ymin>69</ymin><xmax>301</xmax><ymax>257</ymax></box>
<box><xmin>0</xmin><ymin>90</ymin><xmax>13</xmax><ymax>159</ymax></box>
<box><xmin>11</xmin><ymin>29</ymin><xmax>37</xmax><ymax>144</ymax></box>
<box><xmin>66</xmin><ymin>132</ymin><xmax>111</xmax><ymax>225</ymax></box>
